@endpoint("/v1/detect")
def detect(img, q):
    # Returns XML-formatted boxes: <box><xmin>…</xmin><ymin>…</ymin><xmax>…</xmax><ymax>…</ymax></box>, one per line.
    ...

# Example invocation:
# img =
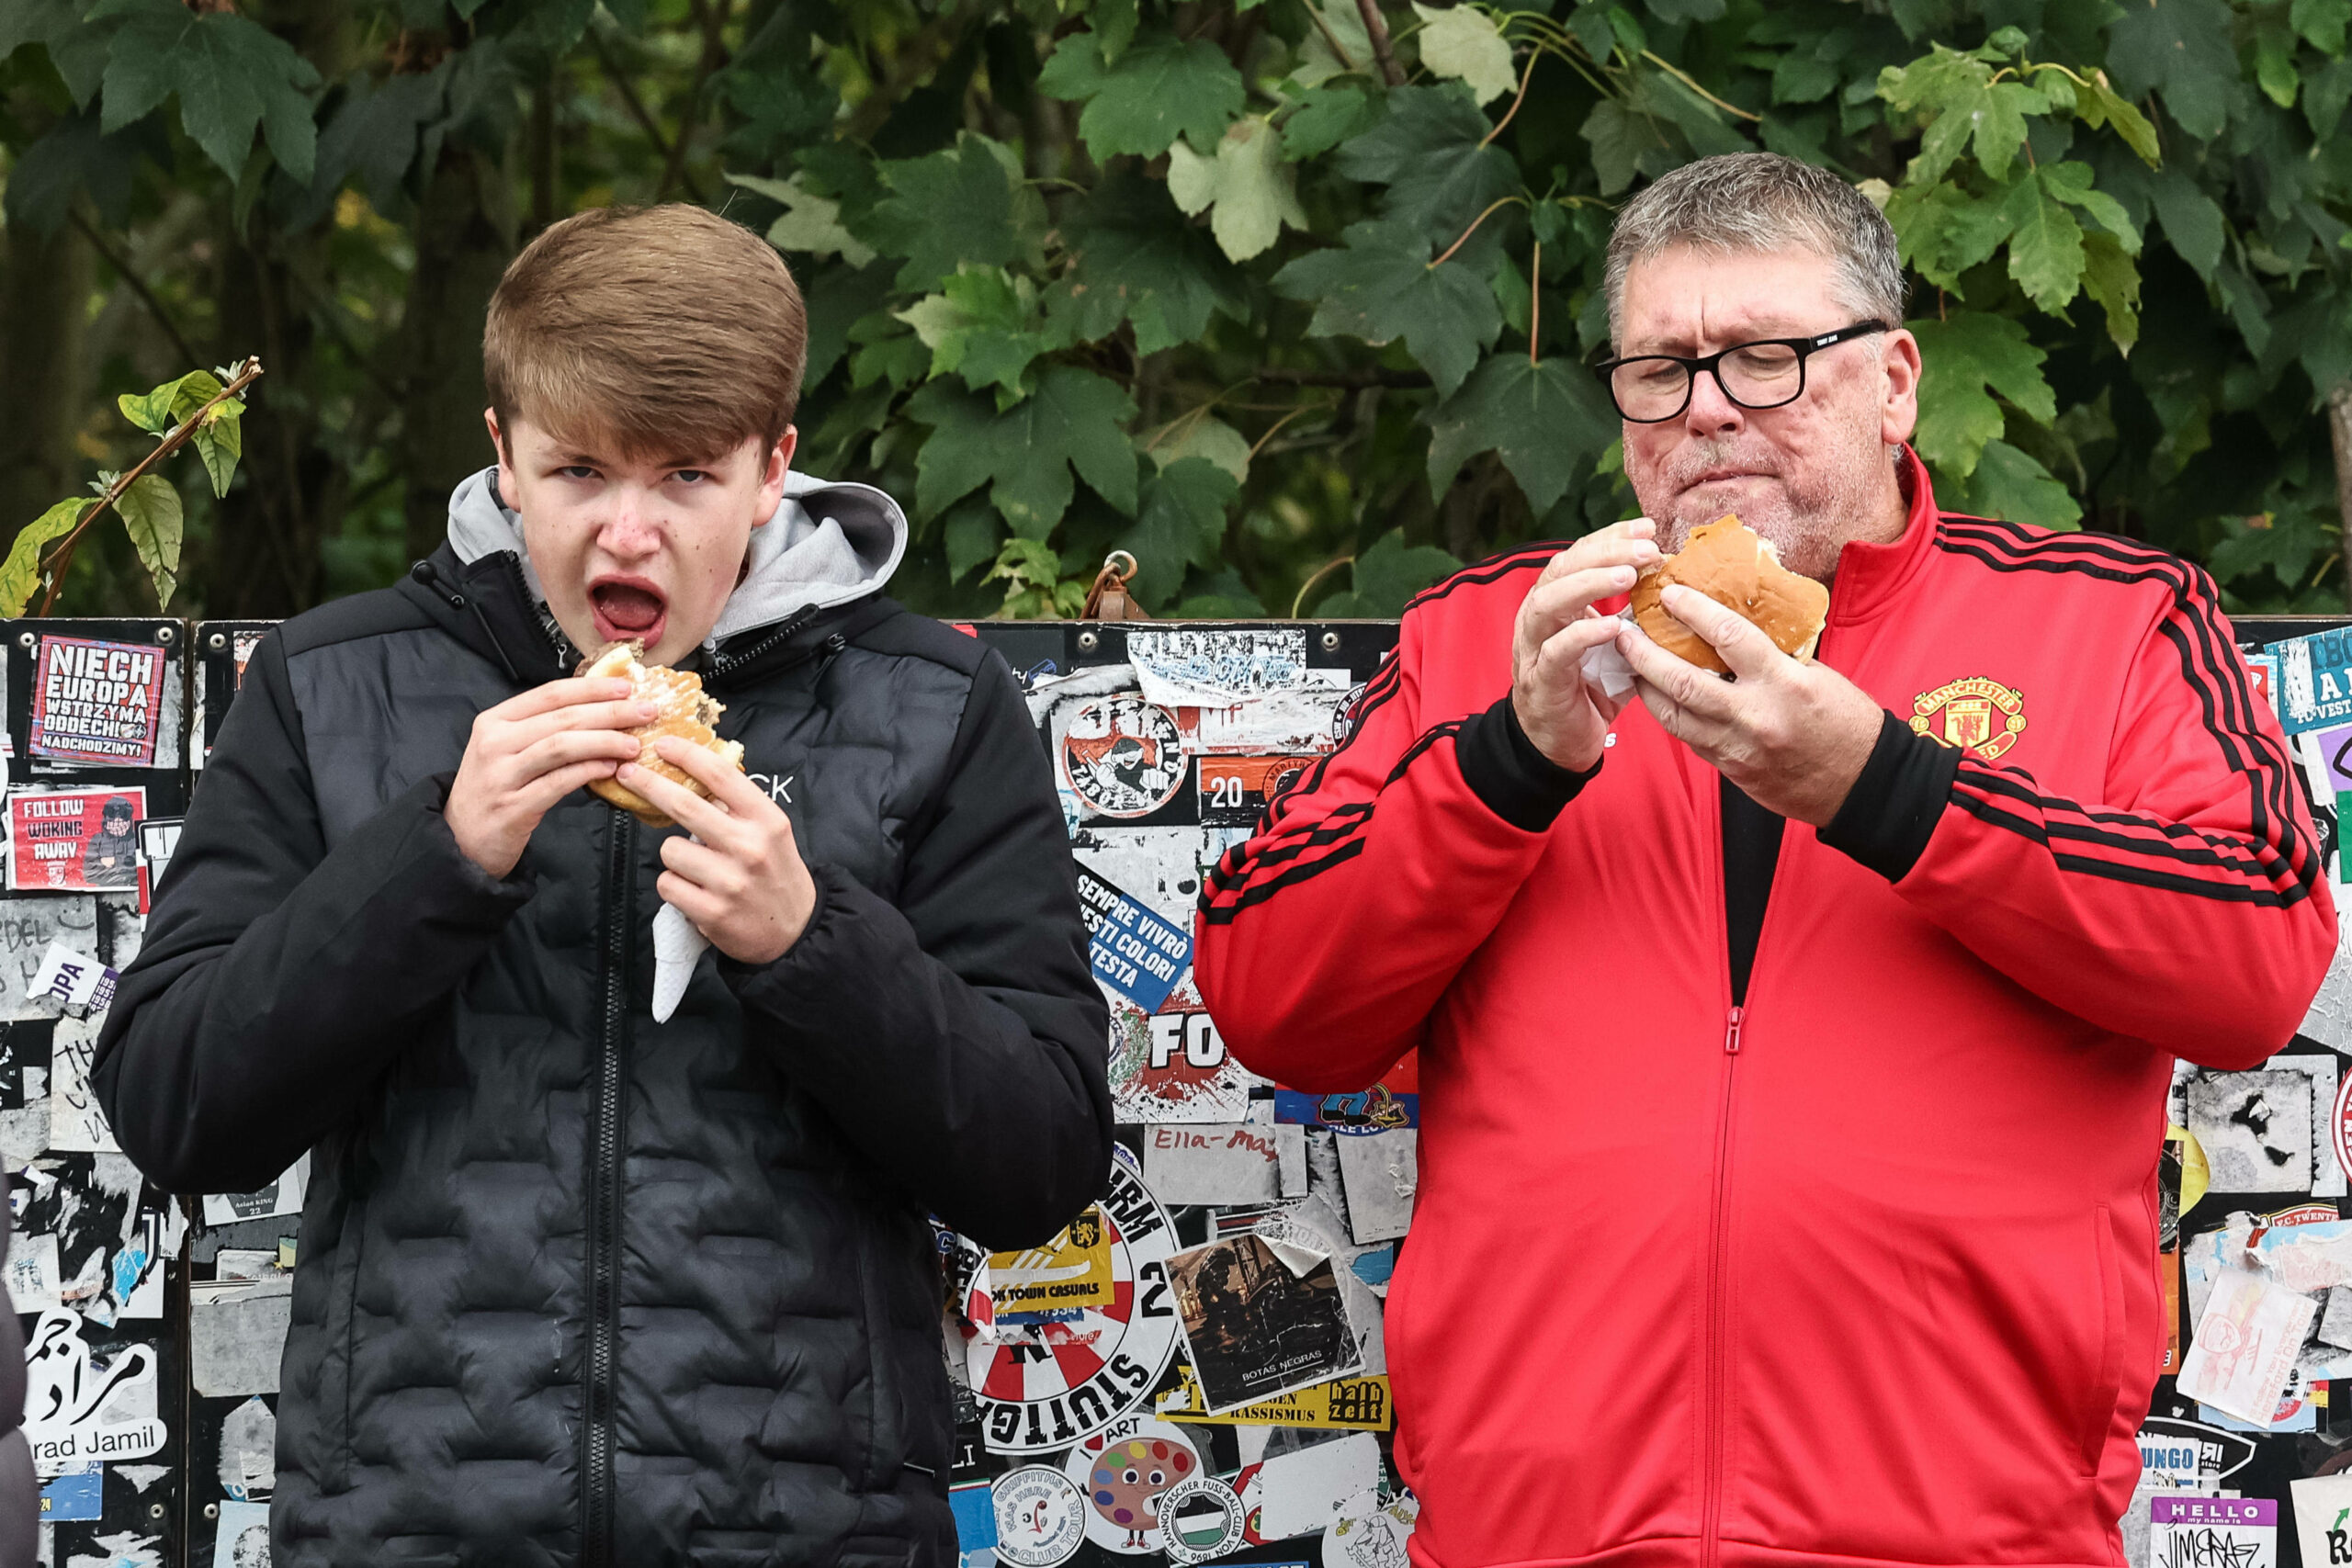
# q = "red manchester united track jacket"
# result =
<box><xmin>1194</xmin><ymin>449</ymin><xmax>2336</xmax><ymax>1568</ymax></box>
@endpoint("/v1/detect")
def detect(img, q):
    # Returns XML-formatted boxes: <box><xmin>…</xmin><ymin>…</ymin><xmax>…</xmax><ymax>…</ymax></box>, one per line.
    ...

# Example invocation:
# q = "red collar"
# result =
<box><xmin>1826</xmin><ymin>444</ymin><xmax>1940</xmax><ymax>627</ymax></box>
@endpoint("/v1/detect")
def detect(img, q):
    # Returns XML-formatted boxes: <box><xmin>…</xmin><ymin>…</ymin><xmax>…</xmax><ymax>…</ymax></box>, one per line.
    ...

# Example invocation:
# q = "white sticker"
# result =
<box><xmin>2178</xmin><ymin>1267</ymin><xmax>2318</xmax><ymax>1425</ymax></box>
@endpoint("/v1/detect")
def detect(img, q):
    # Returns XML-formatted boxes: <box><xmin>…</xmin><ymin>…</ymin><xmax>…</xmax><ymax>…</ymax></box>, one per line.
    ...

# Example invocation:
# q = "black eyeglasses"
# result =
<box><xmin>1596</xmin><ymin>320</ymin><xmax>1889</xmax><ymax>423</ymax></box>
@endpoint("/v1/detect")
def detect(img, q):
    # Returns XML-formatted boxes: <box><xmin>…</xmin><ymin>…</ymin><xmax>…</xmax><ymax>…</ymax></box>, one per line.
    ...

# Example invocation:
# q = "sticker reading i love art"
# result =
<box><xmin>29</xmin><ymin>637</ymin><xmax>166</xmax><ymax>767</ymax></box>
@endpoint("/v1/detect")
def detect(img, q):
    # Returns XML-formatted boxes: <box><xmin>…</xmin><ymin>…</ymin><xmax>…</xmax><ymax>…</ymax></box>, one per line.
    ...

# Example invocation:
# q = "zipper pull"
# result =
<box><xmin>1724</xmin><ymin>1006</ymin><xmax>1745</xmax><ymax>1054</ymax></box>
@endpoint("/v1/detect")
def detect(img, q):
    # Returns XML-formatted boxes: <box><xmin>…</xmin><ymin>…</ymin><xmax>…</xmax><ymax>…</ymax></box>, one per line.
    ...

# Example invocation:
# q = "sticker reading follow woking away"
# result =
<box><xmin>8</xmin><ymin>788</ymin><xmax>145</xmax><ymax>892</ymax></box>
<box><xmin>29</xmin><ymin>637</ymin><xmax>166</xmax><ymax>767</ymax></box>
<box><xmin>1077</xmin><ymin>868</ymin><xmax>1191</xmax><ymax>1014</ymax></box>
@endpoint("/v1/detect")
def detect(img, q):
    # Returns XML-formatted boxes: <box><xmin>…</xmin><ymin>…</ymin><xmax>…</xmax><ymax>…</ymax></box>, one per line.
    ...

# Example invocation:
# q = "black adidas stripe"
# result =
<box><xmin>1955</xmin><ymin>764</ymin><xmax>2292</xmax><ymax>882</ymax></box>
<box><xmin>1948</xmin><ymin>791</ymin><xmax>2301</xmax><ymax>906</ymax></box>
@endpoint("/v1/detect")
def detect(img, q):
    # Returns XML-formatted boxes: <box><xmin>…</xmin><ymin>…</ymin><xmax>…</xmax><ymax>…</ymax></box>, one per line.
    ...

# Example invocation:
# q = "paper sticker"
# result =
<box><xmin>7</xmin><ymin>1232</ymin><xmax>59</xmax><ymax>1314</ymax></box>
<box><xmin>0</xmin><ymin>897</ymin><xmax>98</xmax><ymax>1024</ymax></box>
<box><xmin>2178</xmin><ymin>1267</ymin><xmax>2317</xmax><ymax>1425</ymax></box>
<box><xmin>9</xmin><ymin>788</ymin><xmax>146</xmax><ymax>892</ymax></box>
<box><xmin>211</xmin><ymin>1499</ymin><xmax>271</xmax><ymax>1568</ymax></box>
<box><xmin>1059</xmin><ymin>1418</ymin><xmax>1204</xmax><ymax>1555</ymax></box>
<box><xmin>1078</xmin><ymin>868</ymin><xmax>1192</xmax><ymax>1013</ymax></box>
<box><xmin>1144</xmin><ymin>1123</ymin><xmax>1284</xmax><ymax>1208</ymax></box>
<box><xmin>992</xmin><ymin>1465</ymin><xmax>1085</xmax><ymax>1568</ymax></box>
<box><xmin>1333</xmin><ymin>1130</ymin><xmax>1417</xmax><ymax>1245</ymax></box>
<box><xmin>2148</xmin><ymin>1496</ymin><xmax>2274</xmax><ymax>1568</ymax></box>
<box><xmin>1168</xmin><ymin>1233</ymin><xmax>1363</xmax><ymax>1415</ymax></box>
<box><xmin>987</xmin><ymin>1206</ymin><xmax>1114</xmax><ymax>1315</ymax></box>
<box><xmin>190</xmin><ymin>1276</ymin><xmax>293</xmax><ymax>1396</ymax></box>
<box><xmin>2290</xmin><ymin>1474</ymin><xmax>2352</xmax><ymax>1568</ymax></box>
<box><xmin>201</xmin><ymin>1155</ymin><xmax>308</xmax><ymax>1227</ymax></box>
<box><xmin>2277</xmin><ymin>628</ymin><xmax>2352</xmax><ymax>737</ymax></box>
<box><xmin>2184</xmin><ymin>1060</ymin><xmax>2344</xmax><ymax>1197</ymax></box>
<box><xmin>39</xmin><ymin>1462</ymin><xmax>99</xmax><ymax>1522</ymax></box>
<box><xmin>26</xmin><ymin>942</ymin><xmax>115</xmax><ymax>1014</ymax></box>
<box><xmin>135</xmin><ymin>817</ymin><xmax>181</xmax><ymax>914</ymax></box>
<box><xmin>28</xmin><ymin>637</ymin><xmax>166</xmax><ymax>768</ymax></box>
<box><xmin>951</xmin><ymin>1479</ymin><xmax>999</xmax><ymax>1568</ymax></box>
<box><xmin>46</xmin><ymin>1015</ymin><xmax>115</xmax><ymax>1155</ymax></box>
<box><xmin>1251</xmin><ymin>1431</ymin><xmax>1383</xmax><ymax>1544</ymax></box>
<box><xmin>1063</xmin><ymin>696</ymin><xmax>1188</xmax><ymax>820</ymax></box>
<box><xmin>23</xmin><ymin>1308</ymin><xmax>164</xmax><ymax>1472</ymax></box>
<box><xmin>1273</xmin><ymin>1066</ymin><xmax>1419</xmax><ymax>1134</ymax></box>
<box><xmin>1157</xmin><ymin>1365</ymin><xmax>1393</xmax><ymax>1430</ymax></box>
<box><xmin>1198</xmin><ymin>755</ymin><xmax>1312</xmax><ymax>828</ymax></box>
<box><xmin>967</xmin><ymin>1151</ymin><xmax>1182</xmax><ymax>1455</ymax></box>
<box><xmin>1159</xmin><ymin>1475</ymin><xmax>1249</xmax><ymax>1565</ymax></box>
<box><xmin>1126</xmin><ymin>628</ymin><xmax>1309</xmax><ymax>708</ymax></box>
<box><xmin>218</xmin><ymin>1393</ymin><xmax>276</xmax><ymax>1502</ymax></box>
<box><xmin>1325</xmin><ymin>1490</ymin><xmax>1419</xmax><ymax>1568</ymax></box>
<box><xmin>1112</xmin><ymin>1000</ymin><xmax>1253</xmax><ymax>1124</ymax></box>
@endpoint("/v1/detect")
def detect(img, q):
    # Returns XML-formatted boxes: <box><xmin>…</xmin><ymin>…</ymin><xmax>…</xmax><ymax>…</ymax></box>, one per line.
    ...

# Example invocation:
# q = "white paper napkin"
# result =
<box><xmin>652</xmin><ymin>899</ymin><xmax>709</xmax><ymax>1022</ymax></box>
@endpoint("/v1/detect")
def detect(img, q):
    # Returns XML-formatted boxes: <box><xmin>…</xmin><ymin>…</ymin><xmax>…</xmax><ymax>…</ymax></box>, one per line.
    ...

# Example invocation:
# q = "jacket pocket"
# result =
<box><xmin>316</xmin><ymin>1196</ymin><xmax>367</xmax><ymax>1495</ymax></box>
<box><xmin>854</xmin><ymin>1216</ymin><xmax>897</xmax><ymax>1494</ymax></box>
<box><xmin>2075</xmin><ymin>1204</ymin><xmax>2127</xmax><ymax>1475</ymax></box>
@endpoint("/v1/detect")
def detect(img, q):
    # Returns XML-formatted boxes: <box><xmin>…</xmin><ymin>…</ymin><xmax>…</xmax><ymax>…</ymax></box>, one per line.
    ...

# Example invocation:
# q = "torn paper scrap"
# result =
<box><xmin>1334</xmin><ymin>1130</ymin><xmax>1417</xmax><ymax>1245</ymax></box>
<box><xmin>1250</xmin><ymin>1431</ymin><xmax>1383</xmax><ymax>1543</ymax></box>
<box><xmin>1144</xmin><ymin>1123</ymin><xmax>1283</xmax><ymax>1207</ymax></box>
<box><xmin>190</xmin><ymin>1277</ymin><xmax>294</xmax><ymax>1398</ymax></box>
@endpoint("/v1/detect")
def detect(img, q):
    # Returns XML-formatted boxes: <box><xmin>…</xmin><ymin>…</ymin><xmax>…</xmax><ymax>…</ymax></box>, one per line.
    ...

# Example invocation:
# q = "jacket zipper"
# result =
<box><xmin>581</xmin><ymin>810</ymin><xmax>637</xmax><ymax>1567</ymax></box>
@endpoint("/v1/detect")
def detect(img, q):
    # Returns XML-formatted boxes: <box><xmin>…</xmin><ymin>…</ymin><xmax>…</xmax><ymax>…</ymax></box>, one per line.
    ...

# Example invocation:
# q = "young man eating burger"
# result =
<box><xmin>93</xmin><ymin>204</ymin><xmax>1112</xmax><ymax>1568</ymax></box>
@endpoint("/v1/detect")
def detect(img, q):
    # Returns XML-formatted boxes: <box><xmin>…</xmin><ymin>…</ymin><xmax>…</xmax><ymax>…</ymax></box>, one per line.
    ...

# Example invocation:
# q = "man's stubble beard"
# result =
<box><xmin>1627</xmin><ymin>416</ymin><xmax>1896</xmax><ymax>586</ymax></box>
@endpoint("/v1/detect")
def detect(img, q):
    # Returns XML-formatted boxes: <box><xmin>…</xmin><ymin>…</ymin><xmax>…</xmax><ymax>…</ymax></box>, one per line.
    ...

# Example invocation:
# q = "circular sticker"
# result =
<box><xmin>994</xmin><ymin>1466</ymin><xmax>1088</xmax><ymax>1568</ymax></box>
<box><xmin>1323</xmin><ymin>1491</ymin><xmax>1420</xmax><ymax>1568</ymax></box>
<box><xmin>1159</xmin><ymin>1475</ymin><xmax>1248</xmax><ymax>1564</ymax></box>
<box><xmin>969</xmin><ymin>1152</ymin><xmax>1182</xmax><ymax>1455</ymax></box>
<box><xmin>1062</xmin><ymin>1418</ymin><xmax>1204</xmax><ymax>1555</ymax></box>
<box><xmin>1062</xmin><ymin>696</ymin><xmax>1185</xmax><ymax>818</ymax></box>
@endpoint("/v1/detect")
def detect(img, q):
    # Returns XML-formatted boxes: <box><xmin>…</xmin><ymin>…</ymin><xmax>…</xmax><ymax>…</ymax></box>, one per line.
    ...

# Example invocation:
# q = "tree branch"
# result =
<box><xmin>591</xmin><ymin>28</ymin><xmax>712</xmax><ymax>203</ymax></box>
<box><xmin>1353</xmin><ymin>0</ymin><xmax>1406</xmax><ymax>86</ymax></box>
<box><xmin>1255</xmin><ymin>367</ymin><xmax>1431</xmax><ymax>389</ymax></box>
<box><xmin>656</xmin><ymin>0</ymin><xmax>736</xmax><ymax>203</ymax></box>
<box><xmin>70</xmin><ymin>209</ymin><xmax>200</xmax><ymax>369</ymax></box>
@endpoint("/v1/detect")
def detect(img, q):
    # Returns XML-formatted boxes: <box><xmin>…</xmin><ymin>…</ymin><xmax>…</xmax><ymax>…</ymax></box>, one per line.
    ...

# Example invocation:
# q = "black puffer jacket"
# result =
<box><xmin>0</xmin><ymin>1201</ymin><xmax>31</xmax><ymax>1568</ymax></box>
<box><xmin>91</xmin><ymin>475</ymin><xmax>1111</xmax><ymax>1567</ymax></box>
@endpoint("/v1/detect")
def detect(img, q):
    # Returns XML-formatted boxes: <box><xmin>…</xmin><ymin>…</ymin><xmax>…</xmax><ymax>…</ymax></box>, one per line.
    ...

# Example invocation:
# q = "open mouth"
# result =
<box><xmin>589</xmin><ymin>577</ymin><xmax>667</xmax><ymax>647</ymax></box>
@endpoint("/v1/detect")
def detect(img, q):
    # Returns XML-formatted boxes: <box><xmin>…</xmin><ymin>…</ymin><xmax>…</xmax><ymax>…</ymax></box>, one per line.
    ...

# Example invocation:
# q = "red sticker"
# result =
<box><xmin>9</xmin><ymin>788</ymin><xmax>146</xmax><ymax>892</ymax></box>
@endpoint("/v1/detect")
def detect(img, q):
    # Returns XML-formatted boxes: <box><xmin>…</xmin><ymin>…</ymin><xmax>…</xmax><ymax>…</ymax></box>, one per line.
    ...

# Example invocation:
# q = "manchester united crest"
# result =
<box><xmin>1911</xmin><ymin>676</ymin><xmax>2027</xmax><ymax>761</ymax></box>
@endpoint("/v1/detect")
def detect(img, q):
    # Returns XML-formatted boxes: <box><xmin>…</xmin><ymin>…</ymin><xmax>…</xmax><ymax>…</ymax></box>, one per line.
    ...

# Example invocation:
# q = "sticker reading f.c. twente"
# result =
<box><xmin>967</xmin><ymin>1153</ymin><xmax>1180</xmax><ymax>1455</ymax></box>
<box><xmin>29</xmin><ymin>636</ymin><xmax>166</xmax><ymax>767</ymax></box>
<box><xmin>1076</xmin><ymin>868</ymin><xmax>1191</xmax><ymax>1013</ymax></box>
<box><xmin>1062</xmin><ymin>695</ymin><xmax>1186</xmax><ymax>818</ymax></box>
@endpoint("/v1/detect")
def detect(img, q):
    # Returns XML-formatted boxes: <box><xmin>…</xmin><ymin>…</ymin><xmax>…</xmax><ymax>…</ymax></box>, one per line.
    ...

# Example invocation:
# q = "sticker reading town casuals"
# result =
<box><xmin>991</xmin><ymin>1466</ymin><xmax>1087</xmax><ymax>1568</ymax></box>
<box><xmin>1062</xmin><ymin>696</ymin><xmax>1187</xmax><ymax>819</ymax></box>
<box><xmin>986</xmin><ymin>1206</ymin><xmax>1114</xmax><ymax>1315</ymax></box>
<box><xmin>8</xmin><ymin>788</ymin><xmax>145</xmax><ymax>892</ymax></box>
<box><xmin>28</xmin><ymin>637</ymin><xmax>166</xmax><ymax>767</ymax></box>
<box><xmin>967</xmin><ymin>1151</ymin><xmax>1182</xmax><ymax>1455</ymax></box>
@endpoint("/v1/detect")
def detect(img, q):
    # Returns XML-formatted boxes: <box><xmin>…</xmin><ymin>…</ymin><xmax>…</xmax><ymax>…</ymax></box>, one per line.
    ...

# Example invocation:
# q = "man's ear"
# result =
<box><xmin>485</xmin><ymin>408</ymin><xmax>516</xmax><ymax>500</ymax></box>
<box><xmin>751</xmin><ymin>426</ymin><xmax>797</xmax><ymax>528</ymax></box>
<box><xmin>1879</xmin><ymin>329</ymin><xmax>1922</xmax><ymax>447</ymax></box>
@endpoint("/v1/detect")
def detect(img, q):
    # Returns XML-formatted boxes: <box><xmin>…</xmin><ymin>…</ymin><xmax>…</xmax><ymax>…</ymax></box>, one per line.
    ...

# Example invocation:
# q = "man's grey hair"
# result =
<box><xmin>1604</xmin><ymin>153</ymin><xmax>1905</xmax><ymax>346</ymax></box>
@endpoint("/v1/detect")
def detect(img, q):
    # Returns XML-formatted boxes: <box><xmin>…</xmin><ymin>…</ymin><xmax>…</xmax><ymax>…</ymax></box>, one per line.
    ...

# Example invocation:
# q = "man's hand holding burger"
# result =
<box><xmin>447</xmin><ymin>678</ymin><xmax>654</xmax><ymax>878</ymax></box>
<box><xmin>1511</xmin><ymin>519</ymin><xmax>1664</xmax><ymax>773</ymax></box>
<box><xmin>1616</xmin><ymin>586</ymin><xmax>1883</xmax><ymax>826</ymax></box>
<box><xmin>618</xmin><ymin>739</ymin><xmax>818</xmax><ymax>965</ymax></box>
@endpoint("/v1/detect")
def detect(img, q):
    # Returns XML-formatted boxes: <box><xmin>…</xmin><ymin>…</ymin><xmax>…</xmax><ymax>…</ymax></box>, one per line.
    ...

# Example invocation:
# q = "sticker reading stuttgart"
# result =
<box><xmin>30</xmin><ymin>637</ymin><xmax>165</xmax><ymax>767</ymax></box>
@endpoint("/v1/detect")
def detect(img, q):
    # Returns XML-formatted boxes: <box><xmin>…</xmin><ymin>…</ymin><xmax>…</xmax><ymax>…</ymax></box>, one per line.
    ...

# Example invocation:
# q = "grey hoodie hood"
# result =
<box><xmin>445</xmin><ymin>466</ymin><xmax>909</xmax><ymax>649</ymax></box>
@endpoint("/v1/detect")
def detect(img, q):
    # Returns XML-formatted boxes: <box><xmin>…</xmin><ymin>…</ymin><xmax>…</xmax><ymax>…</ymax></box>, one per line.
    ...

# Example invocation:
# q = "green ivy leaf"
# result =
<box><xmin>896</xmin><ymin>266</ymin><xmax>1055</xmax><ymax>400</ymax></box>
<box><xmin>864</xmin><ymin>135</ymin><xmax>1043</xmax><ymax>290</ymax></box>
<box><xmin>1048</xmin><ymin>171</ymin><xmax>1246</xmax><ymax>355</ymax></box>
<box><xmin>1884</xmin><ymin>180</ymin><xmax>2014</xmax><ymax>295</ymax></box>
<box><xmin>1421</xmin><ymin>354</ymin><xmax>1617</xmax><ymax>513</ymax></box>
<box><xmin>1147</xmin><ymin>414</ymin><xmax>1253</xmax><ymax>483</ymax></box>
<box><xmin>1320</xmin><ymin>530</ymin><xmax>1464</xmax><ymax>615</ymax></box>
<box><xmin>2079</xmin><ymin>231</ymin><xmax>2143</xmax><ymax>353</ymax></box>
<box><xmin>2038</xmin><ymin>160</ymin><xmax>2140</xmax><ymax>251</ymax></box>
<box><xmin>1878</xmin><ymin>45</ymin><xmax>2048</xmax><ymax>184</ymax></box>
<box><xmin>96</xmin><ymin>0</ymin><xmax>320</xmax><ymax>183</ymax></box>
<box><xmin>191</xmin><ymin>400</ymin><xmax>244</xmax><ymax>499</ymax></box>
<box><xmin>1282</xmin><ymin>85</ymin><xmax>1381</xmax><ymax>160</ymax></box>
<box><xmin>2002</xmin><ymin>168</ymin><xmax>2087</xmax><ymax>314</ymax></box>
<box><xmin>1037</xmin><ymin>29</ymin><xmax>1246</xmax><ymax>159</ymax></box>
<box><xmin>2074</xmin><ymin>69</ymin><xmax>2162</xmax><ymax>165</ymax></box>
<box><xmin>907</xmin><ymin>367</ymin><xmax>1141</xmax><ymax>531</ymax></box>
<box><xmin>116</xmin><ymin>472</ymin><xmax>183</xmax><ymax>608</ymax></box>
<box><xmin>1412</xmin><ymin>4</ymin><xmax>1517</xmax><ymax>105</ymax></box>
<box><xmin>0</xmin><ymin>498</ymin><xmax>90</xmax><ymax>618</ymax></box>
<box><xmin>2106</xmin><ymin>0</ymin><xmax>2238</xmax><ymax>141</ymax></box>
<box><xmin>1580</xmin><ymin>96</ymin><xmax>1676</xmax><ymax>197</ymax></box>
<box><xmin>1909</xmin><ymin>312</ymin><xmax>2056</xmax><ymax>477</ymax></box>
<box><xmin>728</xmin><ymin>172</ymin><xmax>877</xmax><ymax>266</ymax></box>
<box><xmin>1940</xmin><ymin>438</ymin><xmax>2082</xmax><ymax>530</ymax></box>
<box><xmin>117</xmin><ymin>376</ymin><xmax>190</xmax><ymax>436</ymax></box>
<box><xmin>2295</xmin><ymin>0</ymin><xmax>2352</xmax><ymax>56</ymax></box>
<box><xmin>1115</xmin><ymin>457</ymin><xmax>1238</xmax><ymax>608</ymax></box>
<box><xmin>942</xmin><ymin>501</ymin><xmax>1002</xmax><ymax>584</ymax></box>
<box><xmin>1335</xmin><ymin>84</ymin><xmax>1521</xmax><ymax>240</ymax></box>
<box><xmin>1168</xmin><ymin>118</ymin><xmax>1309</xmax><ymax>263</ymax></box>
<box><xmin>1272</xmin><ymin>219</ymin><xmax>1503</xmax><ymax>398</ymax></box>
<box><xmin>2143</xmin><ymin>162</ymin><xmax>2226</xmax><ymax>278</ymax></box>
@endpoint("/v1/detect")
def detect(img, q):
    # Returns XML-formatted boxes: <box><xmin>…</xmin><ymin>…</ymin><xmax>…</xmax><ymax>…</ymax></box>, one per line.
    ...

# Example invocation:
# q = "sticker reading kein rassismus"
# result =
<box><xmin>28</xmin><ymin>636</ymin><xmax>167</xmax><ymax>767</ymax></box>
<box><xmin>966</xmin><ymin>1150</ymin><xmax>1182</xmax><ymax>1455</ymax></box>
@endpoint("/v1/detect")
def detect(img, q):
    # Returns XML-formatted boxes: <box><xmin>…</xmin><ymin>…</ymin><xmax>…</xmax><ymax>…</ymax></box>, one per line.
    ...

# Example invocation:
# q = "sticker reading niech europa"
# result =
<box><xmin>8</xmin><ymin>787</ymin><xmax>145</xmax><ymax>892</ymax></box>
<box><xmin>28</xmin><ymin>636</ymin><xmax>167</xmax><ymax>767</ymax></box>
